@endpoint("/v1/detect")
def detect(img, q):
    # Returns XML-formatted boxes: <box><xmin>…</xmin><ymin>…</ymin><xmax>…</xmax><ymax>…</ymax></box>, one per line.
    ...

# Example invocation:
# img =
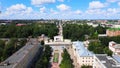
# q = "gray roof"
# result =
<box><xmin>73</xmin><ymin>41</ymin><xmax>93</xmax><ymax>57</ymax></box>
<box><xmin>96</xmin><ymin>54</ymin><xmax>120</xmax><ymax>68</ymax></box>
<box><xmin>113</xmin><ymin>54</ymin><xmax>120</xmax><ymax>63</ymax></box>
<box><xmin>0</xmin><ymin>39</ymin><xmax>38</xmax><ymax>68</ymax></box>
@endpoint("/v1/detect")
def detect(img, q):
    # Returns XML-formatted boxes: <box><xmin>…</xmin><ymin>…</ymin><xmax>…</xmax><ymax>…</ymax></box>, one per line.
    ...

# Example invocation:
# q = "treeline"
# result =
<box><xmin>63</xmin><ymin>24</ymin><xmax>106</xmax><ymax>41</ymax></box>
<box><xmin>87</xmin><ymin>36</ymin><xmax>120</xmax><ymax>56</ymax></box>
<box><xmin>81</xmin><ymin>65</ymin><xmax>92</xmax><ymax>68</ymax></box>
<box><xmin>88</xmin><ymin>36</ymin><xmax>120</xmax><ymax>56</ymax></box>
<box><xmin>99</xmin><ymin>36</ymin><xmax>120</xmax><ymax>46</ymax></box>
<box><xmin>0</xmin><ymin>23</ymin><xmax>58</xmax><ymax>38</ymax></box>
<box><xmin>88</xmin><ymin>41</ymin><xmax>112</xmax><ymax>56</ymax></box>
<box><xmin>35</xmin><ymin>45</ymin><xmax>52</xmax><ymax>68</ymax></box>
<box><xmin>0</xmin><ymin>38</ymin><xmax>27</xmax><ymax>62</ymax></box>
<box><xmin>60</xmin><ymin>49</ymin><xmax>74</xmax><ymax>68</ymax></box>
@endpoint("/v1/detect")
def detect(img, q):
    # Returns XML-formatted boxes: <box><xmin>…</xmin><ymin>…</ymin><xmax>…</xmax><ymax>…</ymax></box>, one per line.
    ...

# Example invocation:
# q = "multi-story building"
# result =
<box><xmin>106</xmin><ymin>28</ymin><xmax>120</xmax><ymax>37</ymax></box>
<box><xmin>71</xmin><ymin>41</ymin><xmax>120</xmax><ymax>68</ymax></box>
<box><xmin>109</xmin><ymin>41</ymin><xmax>120</xmax><ymax>54</ymax></box>
<box><xmin>93</xmin><ymin>54</ymin><xmax>120</xmax><ymax>68</ymax></box>
<box><xmin>72</xmin><ymin>41</ymin><xmax>94</xmax><ymax>67</ymax></box>
<box><xmin>0</xmin><ymin>39</ymin><xmax>41</xmax><ymax>68</ymax></box>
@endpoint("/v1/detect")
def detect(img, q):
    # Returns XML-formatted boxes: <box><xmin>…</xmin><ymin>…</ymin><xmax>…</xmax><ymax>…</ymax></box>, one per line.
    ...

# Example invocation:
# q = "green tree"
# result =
<box><xmin>104</xmin><ymin>47</ymin><xmax>113</xmax><ymax>56</ymax></box>
<box><xmin>81</xmin><ymin>65</ymin><xmax>92</xmax><ymax>68</ymax></box>
<box><xmin>60</xmin><ymin>49</ymin><xmax>74</xmax><ymax>68</ymax></box>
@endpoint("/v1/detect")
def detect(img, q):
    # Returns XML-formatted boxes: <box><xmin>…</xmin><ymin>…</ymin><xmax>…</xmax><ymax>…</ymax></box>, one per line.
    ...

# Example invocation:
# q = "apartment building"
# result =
<box><xmin>93</xmin><ymin>54</ymin><xmax>120</xmax><ymax>68</ymax></box>
<box><xmin>72</xmin><ymin>41</ymin><xmax>94</xmax><ymax>67</ymax></box>
<box><xmin>0</xmin><ymin>39</ymin><xmax>41</xmax><ymax>68</ymax></box>
<box><xmin>109</xmin><ymin>41</ymin><xmax>120</xmax><ymax>54</ymax></box>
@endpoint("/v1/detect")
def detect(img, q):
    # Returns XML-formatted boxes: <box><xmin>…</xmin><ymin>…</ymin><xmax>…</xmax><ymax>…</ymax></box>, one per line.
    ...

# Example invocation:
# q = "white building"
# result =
<box><xmin>87</xmin><ymin>22</ymin><xmax>98</xmax><ymax>27</ymax></box>
<box><xmin>44</xmin><ymin>35</ymin><xmax>72</xmax><ymax>46</ymax></box>
<box><xmin>109</xmin><ymin>41</ymin><xmax>120</xmax><ymax>54</ymax></box>
<box><xmin>72</xmin><ymin>41</ymin><xmax>94</xmax><ymax>67</ymax></box>
<box><xmin>93</xmin><ymin>54</ymin><xmax>120</xmax><ymax>68</ymax></box>
<box><xmin>71</xmin><ymin>41</ymin><xmax>120</xmax><ymax>68</ymax></box>
<box><xmin>112</xmin><ymin>25</ymin><xmax>120</xmax><ymax>28</ymax></box>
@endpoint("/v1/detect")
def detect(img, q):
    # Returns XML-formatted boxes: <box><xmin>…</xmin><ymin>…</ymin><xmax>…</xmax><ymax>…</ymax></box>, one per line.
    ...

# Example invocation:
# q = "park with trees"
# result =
<box><xmin>63</xmin><ymin>24</ymin><xmax>106</xmax><ymax>41</ymax></box>
<box><xmin>0</xmin><ymin>23</ymin><xmax>58</xmax><ymax>38</ymax></box>
<box><xmin>63</xmin><ymin>23</ymin><xmax>120</xmax><ymax>56</ymax></box>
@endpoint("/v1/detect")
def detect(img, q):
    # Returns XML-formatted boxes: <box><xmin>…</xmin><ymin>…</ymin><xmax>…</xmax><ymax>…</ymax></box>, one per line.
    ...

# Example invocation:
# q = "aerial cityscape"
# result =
<box><xmin>1</xmin><ymin>0</ymin><xmax>120</xmax><ymax>68</ymax></box>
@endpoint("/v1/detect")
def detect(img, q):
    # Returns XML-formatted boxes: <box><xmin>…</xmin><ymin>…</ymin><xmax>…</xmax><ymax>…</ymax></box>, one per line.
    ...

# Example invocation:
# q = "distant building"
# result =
<box><xmin>106</xmin><ymin>28</ymin><xmax>120</xmax><ymax>37</ymax></box>
<box><xmin>109</xmin><ymin>41</ymin><xmax>120</xmax><ymax>54</ymax></box>
<box><xmin>38</xmin><ymin>34</ymin><xmax>48</xmax><ymax>42</ymax></box>
<box><xmin>16</xmin><ymin>23</ymin><xmax>26</xmax><ymax>26</ymax></box>
<box><xmin>98</xmin><ymin>34</ymin><xmax>107</xmax><ymax>37</ymax></box>
<box><xmin>87</xmin><ymin>22</ymin><xmax>98</xmax><ymax>27</ymax></box>
<box><xmin>112</xmin><ymin>25</ymin><xmax>120</xmax><ymax>28</ymax></box>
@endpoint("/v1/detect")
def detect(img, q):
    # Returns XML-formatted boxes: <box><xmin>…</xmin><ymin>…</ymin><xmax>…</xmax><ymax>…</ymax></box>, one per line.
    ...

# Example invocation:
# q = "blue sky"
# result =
<box><xmin>0</xmin><ymin>0</ymin><xmax>120</xmax><ymax>19</ymax></box>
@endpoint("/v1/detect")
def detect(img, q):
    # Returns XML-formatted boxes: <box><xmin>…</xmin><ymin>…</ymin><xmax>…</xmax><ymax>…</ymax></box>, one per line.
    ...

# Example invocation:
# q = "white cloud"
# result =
<box><xmin>86</xmin><ymin>9</ymin><xmax>105</xmax><ymax>14</ymax></box>
<box><xmin>57</xmin><ymin>4</ymin><xmax>70</xmax><ymax>11</ymax></box>
<box><xmin>74</xmin><ymin>10</ymin><xmax>82</xmax><ymax>15</ymax></box>
<box><xmin>31</xmin><ymin>0</ymin><xmax>55</xmax><ymax>6</ymax></box>
<box><xmin>58</xmin><ymin>0</ymin><xmax>64</xmax><ymax>2</ymax></box>
<box><xmin>50</xmin><ymin>8</ymin><xmax>58</xmax><ymax>14</ymax></box>
<box><xmin>106</xmin><ymin>0</ymin><xmax>118</xmax><ymax>3</ymax></box>
<box><xmin>5</xmin><ymin>4</ymin><xmax>33</xmax><ymax>16</ymax></box>
<box><xmin>40</xmin><ymin>7</ymin><xmax>46</xmax><ymax>13</ymax></box>
<box><xmin>107</xmin><ymin>8</ymin><xmax>120</xmax><ymax>14</ymax></box>
<box><xmin>89</xmin><ymin>1</ymin><xmax>106</xmax><ymax>9</ymax></box>
<box><xmin>85</xmin><ymin>7</ymin><xmax>120</xmax><ymax>17</ymax></box>
<box><xmin>6</xmin><ymin>4</ymin><xmax>26</xmax><ymax>12</ymax></box>
<box><xmin>118</xmin><ymin>2</ymin><xmax>120</xmax><ymax>6</ymax></box>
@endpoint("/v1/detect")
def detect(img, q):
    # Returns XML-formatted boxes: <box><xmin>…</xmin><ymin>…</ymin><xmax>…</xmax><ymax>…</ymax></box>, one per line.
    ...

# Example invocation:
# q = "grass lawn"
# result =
<box><xmin>53</xmin><ymin>53</ymin><xmax>59</xmax><ymax>63</ymax></box>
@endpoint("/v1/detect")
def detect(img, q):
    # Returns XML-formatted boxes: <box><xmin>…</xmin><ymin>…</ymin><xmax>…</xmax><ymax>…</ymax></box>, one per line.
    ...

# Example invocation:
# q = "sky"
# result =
<box><xmin>0</xmin><ymin>0</ymin><xmax>120</xmax><ymax>19</ymax></box>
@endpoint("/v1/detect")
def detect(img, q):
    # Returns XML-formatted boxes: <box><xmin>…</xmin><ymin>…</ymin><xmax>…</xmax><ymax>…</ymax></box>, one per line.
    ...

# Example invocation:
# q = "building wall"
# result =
<box><xmin>13</xmin><ymin>42</ymin><xmax>41</xmax><ymax>68</ymax></box>
<box><xmin>71</xmin><ymin>44</ymin><xmax>93</xmax><ymax>67</ymax></box>
<box><xmin>106</xmin><ymin>30</ymin><xmax>120</xmax><ymax>37</ymax></box>
<box><xmin>78</xmin><ymin>56</ymin><xmax>93</xmax><ymax>67</ymax></box>
<box><xmin>109</xmin><ymin>45</ymin><xmax>116</xmax><ymax>53</ymax></box>
<box><xmin>109</xmin><ymin>41</ymin><xmax>120</xmax><ymax>54</ymax></box>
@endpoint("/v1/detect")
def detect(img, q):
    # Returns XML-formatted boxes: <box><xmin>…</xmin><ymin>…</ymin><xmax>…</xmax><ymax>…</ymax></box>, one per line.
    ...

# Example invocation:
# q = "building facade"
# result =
<box><xmin>106</xmin><ymin>28</ymin><xmax>120</xmax><ymax>37</ymax></box>
<box><xmin>0</xmin><ymin>39</ymin><xmax>41</xmax><ymax>68</ymax></box>
<box><xmin>72</xmin><ymin>41</ymin><xmax>94</xmax><ymax>67</ymax></box>
<box><xmin>109</xmin><ymin>41</ymin><xmax>120</xmax><ymax>54</ymax></box>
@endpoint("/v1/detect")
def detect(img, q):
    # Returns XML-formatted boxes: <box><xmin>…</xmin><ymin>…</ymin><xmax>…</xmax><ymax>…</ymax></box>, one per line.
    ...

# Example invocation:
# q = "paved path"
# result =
<box><xmin>51</xmin><ymin>63</ymin><xmax>59</xmax><ymax>68</ymax></box>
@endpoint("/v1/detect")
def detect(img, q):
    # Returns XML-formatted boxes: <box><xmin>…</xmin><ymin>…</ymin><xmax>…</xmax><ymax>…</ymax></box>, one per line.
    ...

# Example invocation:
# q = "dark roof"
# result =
<box><xmin>96</xmin><ymin>54</ymin><xmax>120</xmax><ymax>68</ymax></box>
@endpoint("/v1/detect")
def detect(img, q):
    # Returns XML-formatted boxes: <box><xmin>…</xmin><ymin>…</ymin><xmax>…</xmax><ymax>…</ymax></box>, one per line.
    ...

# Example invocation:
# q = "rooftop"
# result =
<box><xmin>0</xmin><ymin>39</ymin><xmax>39</xmax><ymax>68</ymax></box>
<box><xmin>113</xmin><ymin>54</ymin><xmax>120</xmax><ymax>63</ymax></box>
<box><xmin>96</xmin><ymin>54</ymin><xmax>120</xmax><ymax>68</ymax></box>
<box><xmin>109</xmin><ymin>41</ymin><xmax>120</xmax><ymax>48</ymax></box>
<box><xmin>72</xmin><ymin>41</ymin><xmax>93</xmax><ymax>57</ymax></box>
